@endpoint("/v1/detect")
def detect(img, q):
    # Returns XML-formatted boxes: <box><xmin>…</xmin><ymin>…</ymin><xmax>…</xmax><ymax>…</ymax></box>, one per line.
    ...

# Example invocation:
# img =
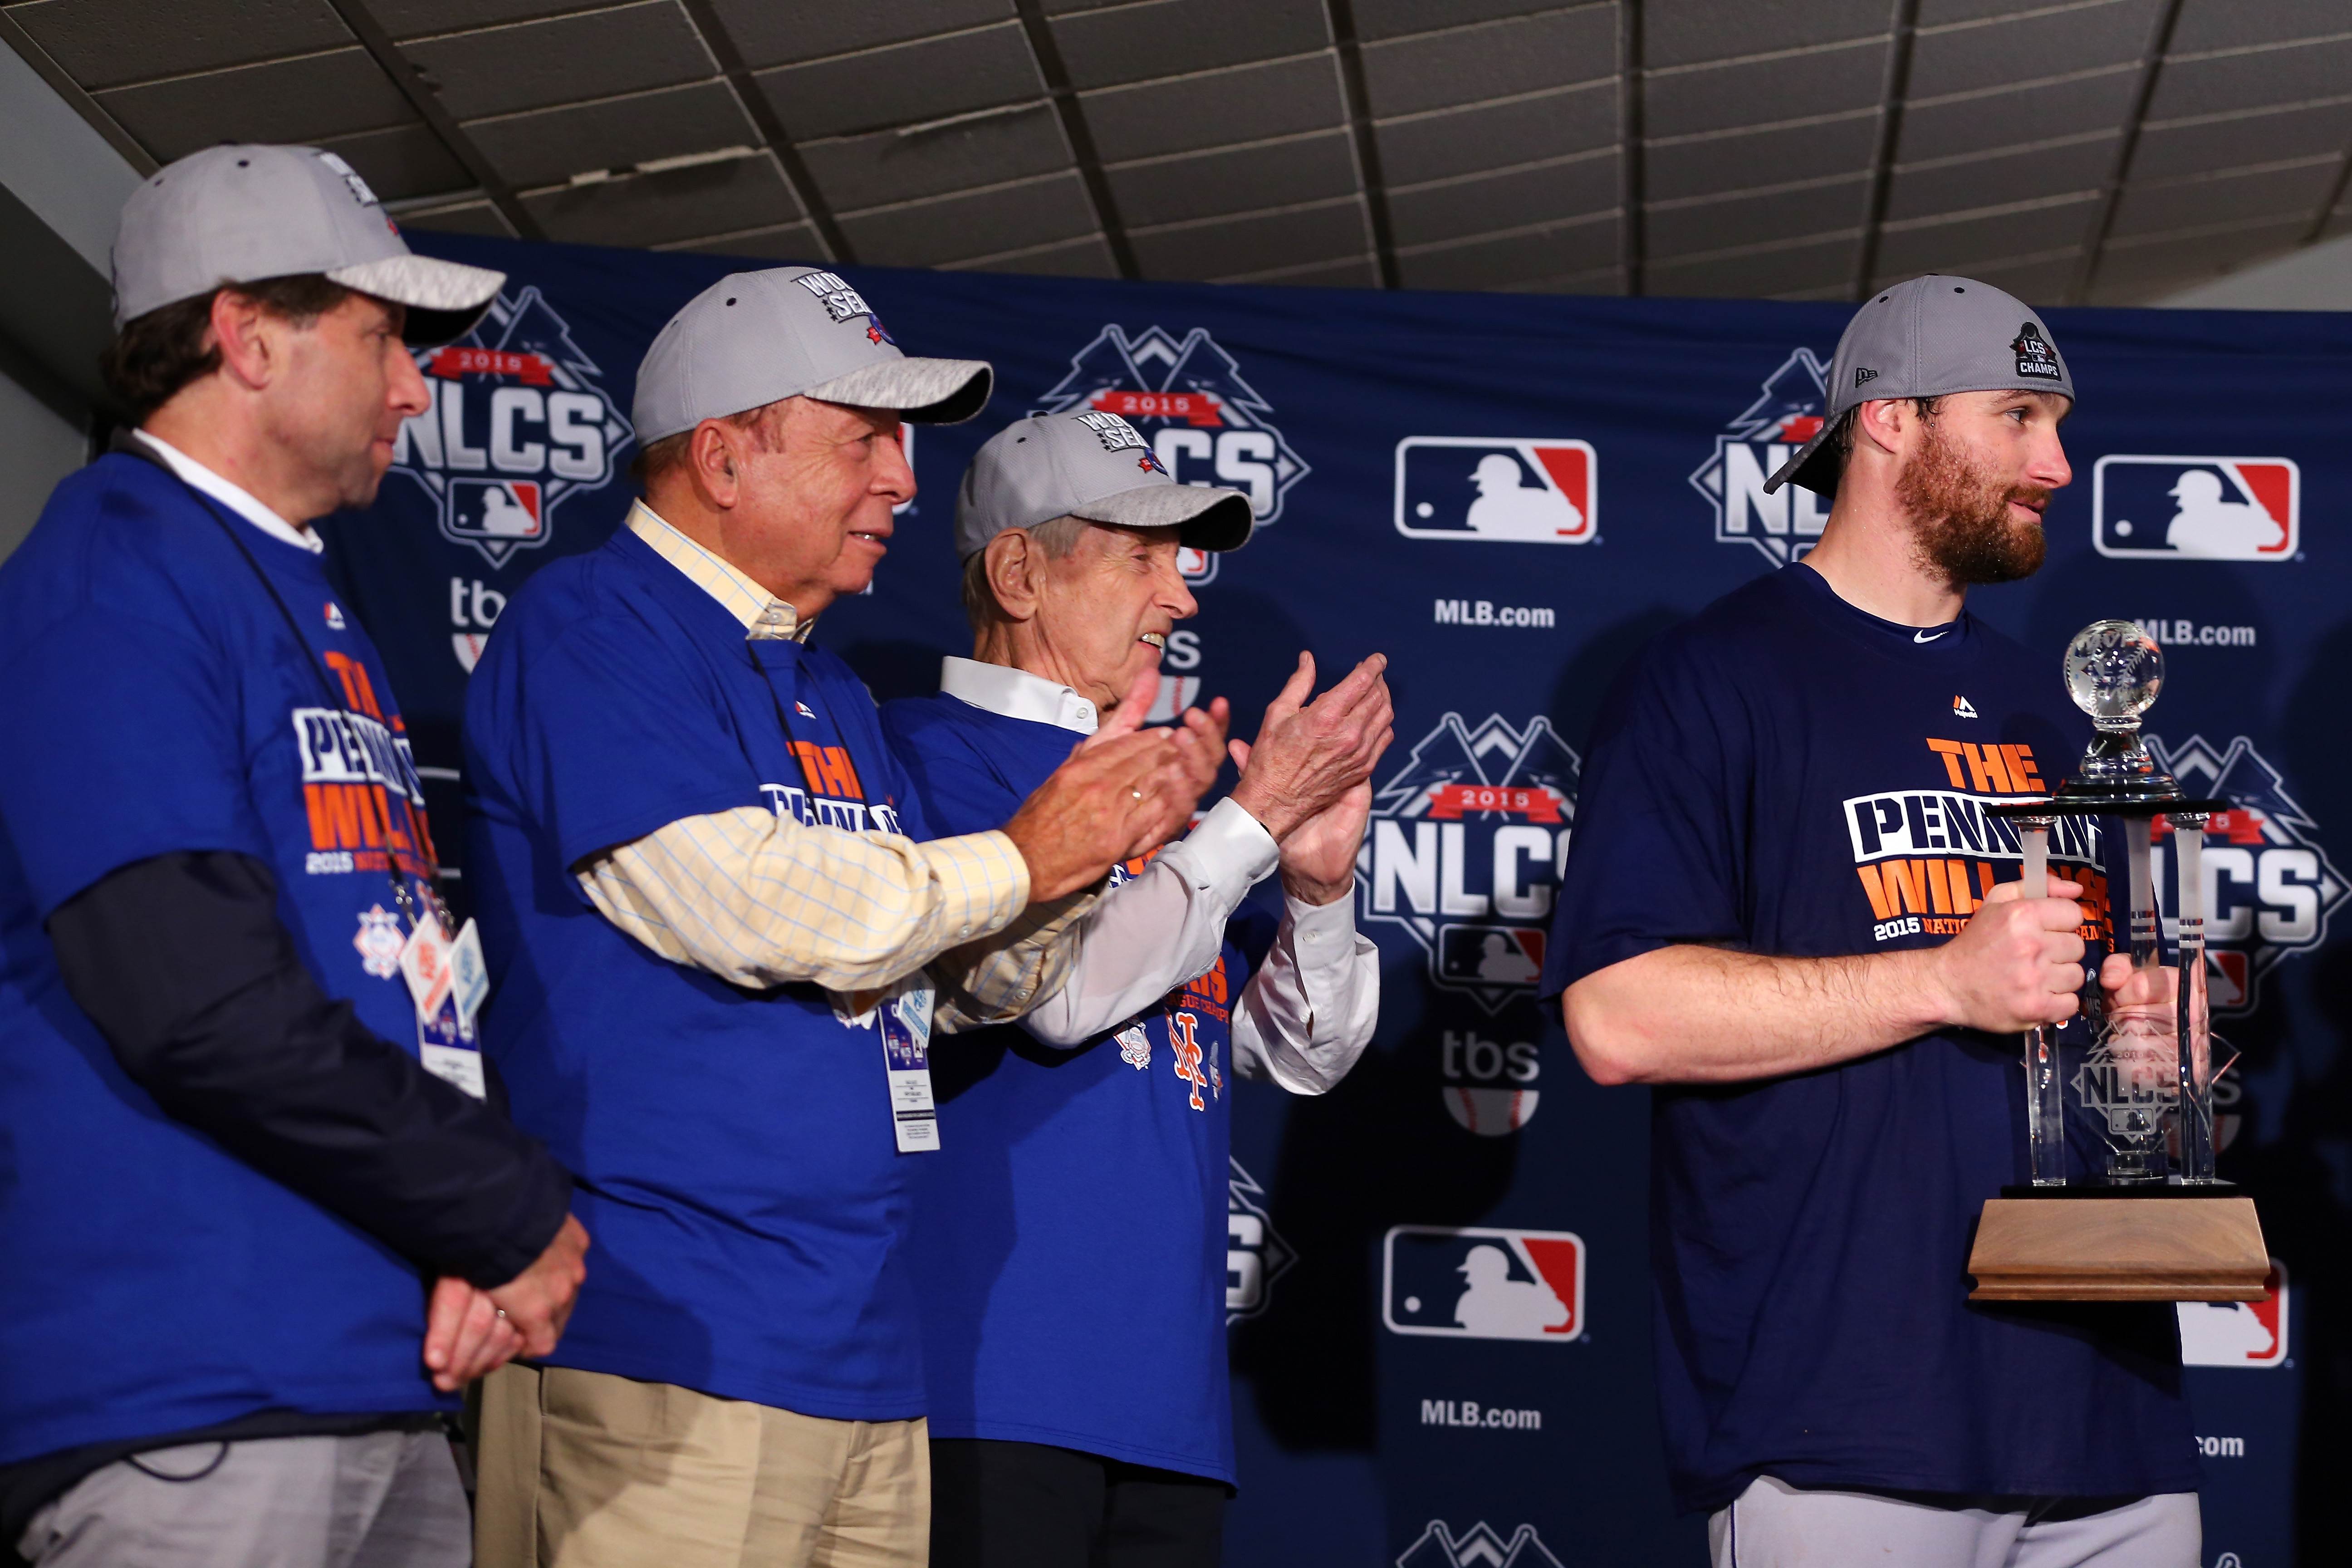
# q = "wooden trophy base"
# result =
<box><xmin>1967</xmin><ymin>1187</ymin><xmax>2268</xmax><ymax>1302</ymax></box>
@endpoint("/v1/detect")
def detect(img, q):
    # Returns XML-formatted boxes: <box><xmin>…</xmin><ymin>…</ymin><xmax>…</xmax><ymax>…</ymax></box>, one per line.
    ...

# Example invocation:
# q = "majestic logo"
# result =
<box><xmin>2012</xmin><ymin>320</ymin><xmax>2063</xmax><ymax>380</ymax></box>
<box><xmin>1384</xmin><ymin>1226</ymin><xmax>1584</xmax><ymax>1343</ymax></box>
<box><xmin>353</xmin><ymin>905</ymin><xmax>406</xmax><ymax>980</ymax></box>
<box><xmin>2148</xmin><ymin>736</ymin><xmax>2345</xmax><ymax>1013</ymax></box>
<box><xmin>2093</xmin><ymin>456</ymin><xmax>2298</xmax><ymax>561</ymax></box>
<box><xmin>2179</xmin><ymin>1260</ymin><xmax>2288</xmax><ymax>1368</ymax></box>
<box><xmin>1227</xmin><ymin>1158</ymin><xmax>1294</xmax><ymax>1325</ymax></box>
<box><xmin>1396</xmin><ymin>1520</ymin><xmax>1563</xmax><ymax>1568</ymax></box>
<box><xmin>1032</xmin><ymin>325</ymin><xmax>1308</xmax><ymax>586</ymax></box>
<box><xmin>1393</xmin><ymin>438</ymin><xmax>1596</xmax><ymax>544</ymax></box>
<box><xmin>1953</xmin><ymin>695</ymin><xmax>1977</xmax><ymax>718</ymax></box>
<box><xmin>389</xmin><ymin>287</ymin><xmax>633</xmax><ymax>569</ymax></box>
<box><xmin>1357</xmin><ymin>713</ymin><xmax>1578</xmax><ymax>1014</ymax></box>
<box><xmin>323</xmin><ymin>601</ymin><xmax>346</xmax><ymax>631</ymax></box>
<box><xmin>1690</xmin><ymin>348</ymin><xmax>1834</xmax><ymax>565</ymax></box>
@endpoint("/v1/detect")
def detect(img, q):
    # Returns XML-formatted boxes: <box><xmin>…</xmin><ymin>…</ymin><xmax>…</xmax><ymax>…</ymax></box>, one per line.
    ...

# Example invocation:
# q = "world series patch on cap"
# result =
<box><xmin>112</xmin><ymin>144</ymin><xmax>503</xmax><ymax>346</ymax></box>
<box><xmin>955</xmin><ymin>411</ymin><xmax>1255</xmax><ymax>561</ymax></box>
<box><xmin>1765</xmin><ymin>273</ymin><xmax>2077</xmax><ymax>499</ymax></box>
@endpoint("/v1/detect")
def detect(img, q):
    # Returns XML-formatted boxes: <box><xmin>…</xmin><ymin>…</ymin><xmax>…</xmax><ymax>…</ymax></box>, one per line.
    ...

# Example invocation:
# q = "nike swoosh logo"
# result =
<box><xmin>1914</xmin><ymin>629</ymin><xmax>1949</xmax><ymax>643</ymax></box>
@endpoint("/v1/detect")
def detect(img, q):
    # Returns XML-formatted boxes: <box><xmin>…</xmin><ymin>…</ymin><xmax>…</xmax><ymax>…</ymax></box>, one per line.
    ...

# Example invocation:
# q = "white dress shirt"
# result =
<box><xmin>133</xmin><ymin>430</ymin><xmax>322</xmax><ymax>553</ymax></box>
<box><xmin>938</xmin><ymin>656</ymin><xmax>1379</xmax><ymax>1094</ymax></box>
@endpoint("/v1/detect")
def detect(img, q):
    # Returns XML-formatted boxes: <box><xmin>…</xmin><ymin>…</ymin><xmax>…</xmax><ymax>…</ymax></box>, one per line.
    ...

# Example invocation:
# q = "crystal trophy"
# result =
<box><xmin>1967</xmin><ymin>621</ymin><xmax>2266</xmax><ymax>1301</ymax></box>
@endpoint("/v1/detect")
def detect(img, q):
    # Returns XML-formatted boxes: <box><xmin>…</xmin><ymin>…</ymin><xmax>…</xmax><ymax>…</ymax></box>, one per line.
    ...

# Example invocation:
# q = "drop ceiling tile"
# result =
<box><xmin>2146</xmin><ymin>36</ymin><xmax>2352</xmax><ymax>120</ymax></box>
<box><xmin>316</xmin><ymin>122</ymin><xmax>469</xmax><ymax>203</ymax></box>
<box><xmin>522</xmin><ymin>153</ymin><xmax>799</xmax><ymax>248</ymax></box>
<box><xmin>1107</xmin><ymin>131</ymin><xmax>1358</xmax><ymax>229</ymax></box>
<box><xmin>1922</xmin><ymin>251</ymin><xmax>2077</xmax><ymax>305</ymax></box>
<box><xmin>1079</xmin><ymin>53</ymin><xmax>1344</xmax><ymax>162</ymax></box>
<box><xmin>1494</xmin><ymin>261</ymin><xmax>1624</xmax><ymax>294</ymax></box>
<box><xmin>1387</xmin><ymin>155</ymin><xmax>1617</xmax><ymax>247</ymax></box>
<box><xmin>2090</xmin><ymin>218</ymin><xmax>2307</xmax><ymax>302</ymax></box>
<box><xmin>1884</xmin><ymin>134</ymin><xmax>2117</xmax><ymax>223</ymax></box>
<box><xmin>373</xmin><ymin>1</ymin><xmax>585</xmax><ymax>39</ymax></box>
<box><xmin>399</xmin><ymin>199</ymin><xmax>519</xmax><ymax>238</ymax></box>
<box><xmin>1373</xmin><ymin>81</ymin><xmax>1617</xmax><ymax>186</ymax></box>
<box><xmin>1643</xmin><ymin>111</ymin><xmax>1879</xmax><ymax>204</ymax></box>
<box><xmin>754</xmin><ymin>20</ymin><xmax>1043</xmax><ymax>141</ymax></box>
<box><xmin>1349</xmin><ymin>0</ymin><xmax>1573</xmax><ymax>43</ymax></box>
<box><xmin>658</xmin><ymin>221</ymin><xmax>826</xmax><ymax>262</ymax></box>
<box><xmin>945</xmin><ymin>234</ymin><xmax>1121</xmax><ymax>278</ymax></box>
<box><xmin>707</xmin><ymin>0</ymin><xmax>1013</xmax><ymax>70</ymax></box>
<box><xmin>1644</xmin><ymin>0</ymin><xmax>1886</xmax><ymax>71</ymax></box>
<box><xmin>838</xmin><ymin>170</ymin><xmax>1097</xmax><ymax>267</ymax></box>
<box><xmin>2109</xmin><ymin>160</ymin><xmax>2339</xmax><ymax>238</ymax></box>
<box><xmin>468</xmin><ymin>81</ymin><xmax>758</xmax><ymax>189</ymax></box>
<box><xmin>2168</xmin><ymin>0</ymin><xmax>2351</xmax><ymax>54</ymax></box>
<box><xmin>1898</xmin><ymin>67</ymin><xmax>2139</xmax><ymax>162</ymax></box>
<box><xmin>97</xmin><ymin>49</ymin><xmax>414</xmax><ymax>160</ymax></box>
<box><xmin>1906</xmin><ymin>0</ymin><xmax>2161</xmax><ymax>101</ymax></box>
<box><xmin>6</xmin><ymin>0</ymin><xmax>351</xmax><ymax>91</ymax></box>
<box><xmin>1646</xmin><ymin>235</ymin><xmax>1858</xmax><ymax>298</ymax></box>
<box><xmin>1049</xmin><ymin>0</ymin><xmax>1328</xmax><ymax>89</ymax></box>
<box><xmin>1648</xmin><ymin>175</ymin><xmax>1869</xmax><ymax>260</ymax></box>
<box><xmin>1130</xmin><ymin>199</ymin><xmax>1369</xmax><ymax>280</ymax></box>
<box><xmin>1918</xmin><ymin>0</ymin><xmax>2098</xmax><ymax>21</ymax></box>
<box><xmin>1359</xmin><ymin>6</ymin><xmax>1617</xmax><ymax>119</ymax></box>
<box><xmin>1643</xmin><ymin>37</ymin><xmax>1887</xmax><ymax>140</ymax></box>
<box><xmin>1222</xmin><ymin>255</ymin><xmax>1381</xmax><ymax>288</ymax></box>
<box><xmin>1395</xmin><ymin>215</ymin><xmax>1618</xmax><ymax>289</ymax></box>
<box><xmin>801</xmin><ymin>107</ymin><xmax>1070</xmax><ymax>211</ymax></box>
<box><xmin>1874</xmin><ymin>196</ymin><xmax>2100</xmax><ymax>274</ymax></box>
<box><xmin>2133</xmin><ymin>99</ymin><xmax>2352</xmax><ymax>184</ymax></box>
<box><xmin>400</xmin><ymin>2</ymin><xmax>714</xmax><ymax>122</ymax></box>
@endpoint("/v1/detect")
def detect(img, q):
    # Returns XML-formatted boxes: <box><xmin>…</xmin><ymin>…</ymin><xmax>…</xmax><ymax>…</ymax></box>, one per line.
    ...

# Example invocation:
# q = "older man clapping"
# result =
<box><xmin>881</xmin><ymin>411</ymin><xmax>1391</xmax><ymax>1568</ymax></box>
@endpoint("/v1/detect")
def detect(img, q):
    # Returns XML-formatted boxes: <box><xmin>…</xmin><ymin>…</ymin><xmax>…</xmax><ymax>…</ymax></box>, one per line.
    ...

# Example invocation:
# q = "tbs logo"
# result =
<box><xmin>2094</xmin><ymin>456</ymin><xmax>2297</xmax><ymax>560</ymax></box>
<box><xmin>1383</xmin><ymin>1225</ymin><xmax>1584</xmax><ymax>1343</ymax></box>
<box><xmin>2178</xmin><ymin>1260</ymin><xmax>2289</xmax><ymax>1369</ymax></box>
<box><xmin>1394</xmin><ymin>438</ymin><xmax>1596</xmax><ymax>544</ymax></box>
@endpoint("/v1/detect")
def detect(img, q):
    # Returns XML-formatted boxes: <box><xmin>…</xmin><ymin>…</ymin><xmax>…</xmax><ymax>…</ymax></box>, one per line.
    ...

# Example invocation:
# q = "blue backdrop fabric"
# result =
<box><xmin>313</xmin><ymin>229</ymin><xmax>2341</xmax><ymax>1568</ymax></box>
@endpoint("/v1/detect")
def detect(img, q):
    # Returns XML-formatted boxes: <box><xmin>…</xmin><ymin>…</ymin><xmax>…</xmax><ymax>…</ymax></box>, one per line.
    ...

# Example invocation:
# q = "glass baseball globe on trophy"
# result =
<box><xmin>1967</xmin><ymin>621</ymin><xmax>2268</xmax><ymax>1302</ymax></box>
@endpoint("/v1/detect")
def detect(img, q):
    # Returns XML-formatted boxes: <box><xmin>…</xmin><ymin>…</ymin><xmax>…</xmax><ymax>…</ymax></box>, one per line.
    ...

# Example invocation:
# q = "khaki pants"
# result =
<box><xmin>475</xmin><ymin>1364</ymin><xmax>927</xmax><ymax>1568</ymax></box>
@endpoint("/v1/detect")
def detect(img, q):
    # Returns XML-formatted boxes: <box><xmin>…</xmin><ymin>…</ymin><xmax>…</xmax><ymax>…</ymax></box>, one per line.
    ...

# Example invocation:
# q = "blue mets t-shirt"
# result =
<box><xmin>1541</xmin><ymin>563</ymin><xmax>2196</xmax><ymax>1512</ymax></box>
<box><xmin>0</xmin><ymin>452</ymin><xmax>455</xmax><ymax>1465</ymax></box>
<box><xmin>883</xmin><ymin>693</ymin><xmax>1263</xmax><ymax>1483</ymax></box>
<box><xmin>464</xmin><ymin>524</ymin><xmax>942</xmax><ymax>1420</ymax></box>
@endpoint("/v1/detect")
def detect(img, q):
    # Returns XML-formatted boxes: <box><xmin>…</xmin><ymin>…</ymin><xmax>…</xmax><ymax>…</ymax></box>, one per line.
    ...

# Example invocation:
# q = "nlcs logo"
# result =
<box><xmin>2148</xmin><ymin>735</ymin><xmax>2345</xmax><ymax>1012</ymax></box>
<box><xmin>2093</xmin><ymin>456</ymin><xmax>2298</xmax><ymax>560</ymax></box>
<box><xmin>1357</xmin><ymin>713</ymin><xmax>1578</xmax><ymax>1013</ymax></box>
<box><xmin>1227</xmin><ymin>1158</ymin><xmax>1294</xmax><ymax>1324</ymax></box>
<box><xmin>1393</xmin><ymin>438</ymin><xmax>1597</xmax><ymax>544</ymax></box>
<box><xmin>389</xmin><ymin>287</ymin><xmax>633</xmax><ymax>569</ymax></box>
<box><xmin>1396</xmin><ymin>1520</ymin><xmax>1563</xmax><ymax>1568</ymax></box>
<box><xmin>1031</xmin><ymin>324</ymin><xmax>1308</xmax><ymax>586</ymax></box>
<box><xmin>1383</xmin><ymin>1225</ymin><xmax>1584</xmax><ymax>1342</ymax></box>
<box><xmin>1689</xmin><ymin>348</ymin><xmax>1834</xmax><ymax>565</ymax></box>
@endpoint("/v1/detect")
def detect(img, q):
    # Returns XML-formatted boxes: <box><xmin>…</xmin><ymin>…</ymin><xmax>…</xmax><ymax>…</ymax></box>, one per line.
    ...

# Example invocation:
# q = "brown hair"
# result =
<box><xmin>99</xmin><ymin>274</ymin><xmax>356</xmax><ymax>421</ymax></box>
<box><xmin>1832</xmin><ymin>394</ymin><xmax>1943</xmax><ymax>476</ymax></box>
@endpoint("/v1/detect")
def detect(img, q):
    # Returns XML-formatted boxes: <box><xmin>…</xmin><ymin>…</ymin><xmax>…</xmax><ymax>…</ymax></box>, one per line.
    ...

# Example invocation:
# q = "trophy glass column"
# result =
<box><xmin>1968</xmin><ymin>622</ymin><xmax>2265</xmax><ymax>1302</ymax></box>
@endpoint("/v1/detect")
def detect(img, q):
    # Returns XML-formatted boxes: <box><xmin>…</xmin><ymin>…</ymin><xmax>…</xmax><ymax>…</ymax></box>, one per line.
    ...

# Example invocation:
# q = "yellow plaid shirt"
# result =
<box><xmin>573</xmin><ymin>502</ymin><xmax>1091</xmax><ymax>1028</ymax></box>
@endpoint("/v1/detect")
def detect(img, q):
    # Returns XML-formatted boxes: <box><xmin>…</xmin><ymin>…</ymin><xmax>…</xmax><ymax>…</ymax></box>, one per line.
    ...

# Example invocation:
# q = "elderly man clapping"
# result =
<box><xmin>881</xmin><ymin>411</ymin><xmax>1391</xmax><ymax>1568</ymax></box>
<box><xmin>461</xmin><ymin>273</ymin><xmax>1225</xmax><ymax>1568</ymax></box>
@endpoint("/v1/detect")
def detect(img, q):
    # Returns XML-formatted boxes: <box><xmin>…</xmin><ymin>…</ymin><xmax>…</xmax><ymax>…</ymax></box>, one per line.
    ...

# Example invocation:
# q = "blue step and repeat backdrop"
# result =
<box><xmin>322</xmin><ymin>230</ymin><xmax>2345</xmax><ymax>1568</ymax></box>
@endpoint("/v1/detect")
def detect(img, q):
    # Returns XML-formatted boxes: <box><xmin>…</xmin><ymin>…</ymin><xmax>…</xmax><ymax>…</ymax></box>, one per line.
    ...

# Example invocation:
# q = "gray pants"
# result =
<box><xmin>1710</xmin><ymin>1476</ymin><xmax>2200</xmax><ymax>1568</ymax></box>
<box><xmin>17</xmin><ymin>1430</ymin><xmax>470</xmax><ymax>1568</ymax></box>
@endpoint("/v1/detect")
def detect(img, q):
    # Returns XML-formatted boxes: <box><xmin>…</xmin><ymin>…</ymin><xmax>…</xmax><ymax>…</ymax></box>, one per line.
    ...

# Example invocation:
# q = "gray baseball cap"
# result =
<box><xmin>1765</xmin><ymin>273</ymin><xmax>2076</xmax><ymax>498</ymax></box>
<box><xmin>112</xmin><ymin>144</ymin><xmax>503</xmax><ymax>345</ymax></box>
<box><xmin>632</xmin><ymin>267</ymin><xmax>990</xmax><ymax>444</ymax></box>
<box><xmin>956</xmin><ymin>411</ymin><xmax>1256</xmax><ymax>561</ymax></box>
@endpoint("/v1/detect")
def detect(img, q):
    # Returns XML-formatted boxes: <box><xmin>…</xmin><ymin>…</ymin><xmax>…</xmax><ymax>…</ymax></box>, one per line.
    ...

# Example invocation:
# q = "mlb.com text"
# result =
<box><xmin>1421</xmin><ymin>1399</ymin><xmax>1544</xmax><ymax>1431</ymax></box>
<box><xmin>1434</xmin><ymin>598</ymin><xmax>1556</xmax><ymax>627</ymax></box>
<box><xmin>2134</xmin><ymin>617</ymin><xmax>2256</xmax><ymax>648</ymax></box>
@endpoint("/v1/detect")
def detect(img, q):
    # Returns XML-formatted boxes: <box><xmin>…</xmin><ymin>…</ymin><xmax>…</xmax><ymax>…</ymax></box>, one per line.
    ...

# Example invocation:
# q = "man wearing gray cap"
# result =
<box><xmin>882</xmin><ymin>412</ymin><xmax>1389</xmax><ymax>1568</ymax></box>
<box><xmin>1541</xmin><ymin>276</ymin><xmax>2199</xmax><ymax>1564</ymax></box>
<box><xmin>0</xmin><ymin>145</ymin><xmax>587</xmax><ymax>1567</ymax></box>
<box><xmin>463</xmin><ymin>270</ymin><xmax>1225</xmax><ymax>1568</ymax></box>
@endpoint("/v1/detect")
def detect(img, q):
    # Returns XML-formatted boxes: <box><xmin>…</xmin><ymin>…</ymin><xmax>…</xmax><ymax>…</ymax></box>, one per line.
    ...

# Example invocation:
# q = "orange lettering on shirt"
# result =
<box><xmin>1958</xmin><ymin>742</ymin><xmax>2009</xmax><ymax>794</ymax></box>
<box><xmin>2003</xmin><ymin>745</ymin><xmax>2044</xmax><ymax>792</ymax></box>
<box><xmin>1924</xmin><ymin>738</ymin><xmax>1968</xmax><ymax>788</ymax></box>
<box><xmin>306</xmin><ymin>784</ymin><xmax>372</xmax><ymax>849</ymax></box>
<box><xmin>1856</xmin><ymin>864</ymin><xmax>1898</xmax><ymax>920</ymax></box>
<box><xmin>789</xmin><ymin>741</ymin><xmax>826</xmax><ymax>794</ymax></box>
<box><xmin>816</xmin><ymin>745</ymin><xmax>860</xmax><ymax>799</ymax></box>
<box><xmin>1884</xmin><ymin>858</ymin><xmax>1931</xmax><ymax>916</ymax></box>
<box><xmin>322</xmin><ymin>652</ymin><xmax>383</xmax><ymax>720</ymax></box>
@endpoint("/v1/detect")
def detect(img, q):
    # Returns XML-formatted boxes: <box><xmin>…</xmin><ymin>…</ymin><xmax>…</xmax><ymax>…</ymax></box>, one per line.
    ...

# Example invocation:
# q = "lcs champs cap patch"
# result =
<box><xmin>2013</xmin><ymin>322</ymin><xmax>2063</xmax><ymax>381</ymax></box>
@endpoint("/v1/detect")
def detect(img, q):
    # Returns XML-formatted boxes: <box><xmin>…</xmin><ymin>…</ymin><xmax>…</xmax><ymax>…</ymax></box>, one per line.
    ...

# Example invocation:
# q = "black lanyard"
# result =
<box><xmin>151</xmin><ymin>453</ymin><xmax>448</xmax><ymax>939</ymax></box>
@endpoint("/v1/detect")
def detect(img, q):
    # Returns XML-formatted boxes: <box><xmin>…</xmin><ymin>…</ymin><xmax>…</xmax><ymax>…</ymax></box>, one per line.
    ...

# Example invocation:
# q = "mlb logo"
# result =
<box><xmin>2178</xmin><ymin>1260</ymin><xmax>2288</xmax><ymax>1367</ymax></box>
<box><xmin>1438</xmin><ymin>924</ymin><xmax>1543</xmax><ymax>990</ymax></box>
<box><xmin>1383</xmin><ymin>1225</ymin><xmax>1584</xmax><ymax>1342</ymax></box>
<box><xmin>2093</xmin><ymin>456</ymin><xmax>2297</xmax><ymax>561</ymax></box>
<box><xmin>1394</xmin><ymin>438</ymin><xmax>1597</xmax><ymax>544</ymax></box>
<box><xmin>447</xmin><ymin>479</ymin><xmax>544</xmax><ymax>548</ymax></box>
<box><xmin>1176</xmin><ymin>545</ymin><xmax>1215</xmax><ymax>583</ymax></box>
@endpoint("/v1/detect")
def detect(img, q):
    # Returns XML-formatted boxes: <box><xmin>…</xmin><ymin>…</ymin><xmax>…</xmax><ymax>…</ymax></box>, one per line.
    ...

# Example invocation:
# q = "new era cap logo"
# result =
<box><xmin>1853</xmin><ymin>367</ymin><xmax>1878</xmax><ymax>387</ymax></box>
